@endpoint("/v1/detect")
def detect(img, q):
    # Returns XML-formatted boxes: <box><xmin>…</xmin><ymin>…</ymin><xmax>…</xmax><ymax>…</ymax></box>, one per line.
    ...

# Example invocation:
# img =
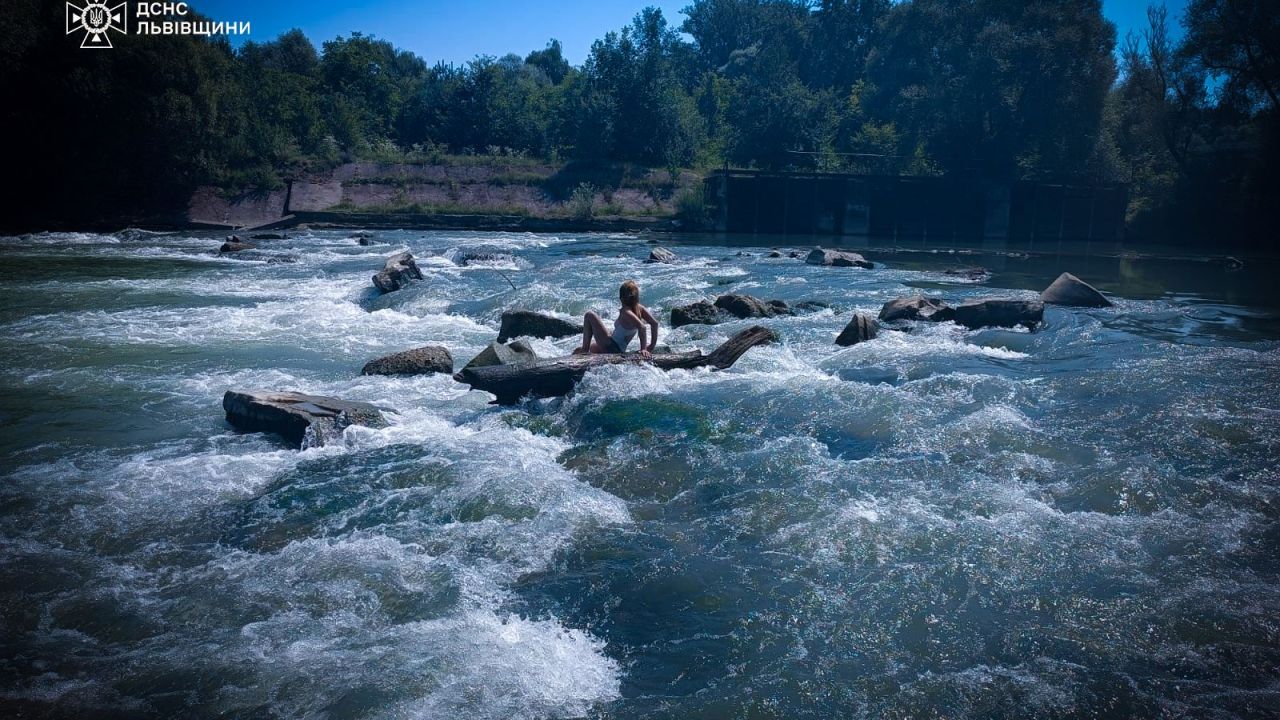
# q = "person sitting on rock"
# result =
<box><xmin>574</xmin><ymin>280</ymin><xmax>658</xmax><ymax>357</ymax></box>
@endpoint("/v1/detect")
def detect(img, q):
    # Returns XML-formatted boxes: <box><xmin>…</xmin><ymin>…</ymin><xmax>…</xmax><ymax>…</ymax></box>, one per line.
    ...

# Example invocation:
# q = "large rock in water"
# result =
<box><xmin>836</xmin><ymin>313</ymin><xmax>879</xmax><ymax>346</ymax></box>
<box><xmin>646</xmin><ymin>247</ymin><xmax>677</xmax><ymax>264</ymax></box>
<box><xmin>1041</xmin><ymin>272</ymin><xmax>1112</xmax><ymax>307</ymax></box>
<box><xmin>806</xmin><ymin>248</ymin><xmax>874</xmax><ymax>269</ymax></box>
<box><xmin>671</xmin><ymin>301</ymin><xmax>729</xmax><ymax>328</ymax></box>
<box><xmin>223</xmin><ymin>390</ymin><xmax>389</xmax><ymax>449</ymax></box>
<box><xmin>714</xmin><ymin>294</ymin><xmax>791</xmax><ymax>319</ymax></box>
<box><xmin>361</xmin><ymin>346</ymin><xmax>454</xmax><ymax>376</ymax></box>
<box><xmin>879</xmin><ymin>296</ymin><xmax>954</xmax><ymax>322</ymax></box>
<box><xmin>372</xmin><ymin>252</ymin><xmax>424</xmax><ymax>293</ymax></box>
<box><xmin>497</xmin><ymin>310</ymin><xmax>583</xmax><ymax>343</ymax></box>
<box><xmin>954</xmin><ymin>299</ymin><xmax>1044</xmax><ymax>329</ymax></box>
<box><xmin>462</xmin><ymin>339</ymin><xmax>539</xmax><ymax>372</ymax></box>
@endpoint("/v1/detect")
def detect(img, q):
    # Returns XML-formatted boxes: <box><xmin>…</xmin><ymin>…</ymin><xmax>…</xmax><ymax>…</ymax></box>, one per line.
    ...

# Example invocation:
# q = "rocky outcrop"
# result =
<box><xmin>647</xmin><ymin>247</ymin><xmax>677</xmax><ymax>264</ymax></box>
<box><xmin>497</xmin><ymin>310</ymin><xmax>583</xmax><ymax>342</ymax></box>
<box><xmin>361</xmin><ymin>346</ymin><xmax>454</xmax><ymax>376</ymax></box>
<box><xmin>220</xmin><ymin>240</ymin><xmax>255</xmax><ymax>253</ymax></box>
<box><xmin>806</xmin><ymin>248</ymin><xmax>873</xmax><ymax>268</ymax></box>
<box><xmin>836</xmin><ymin>313</ymin><xmax>879</xmax><ymax>346</ymax></box>
<box><xmin>879</xmin><ymin>296</ymin><xmax>954</xmax><ymax>322</ymax></box>
<box><xmin>223</xmin><ymin>390</ymin><xmax>389</xmax><ymax>449</ymax></box>
<box><xmin>1040</xmin><ymin>272</ymin><xmax>1112</xmax><ymax>307</ymax></box>
<box><xmin>673</xmin><ymin>293</ymin><xmax>806</xmax><ymax>327</ymax></box>
<box><xmin>714</xmin><ymin>294</ymin><xmax>791</xmax><ymax>319</ymax></box>
<box><xmin>954</xmin><ymin>299</ymin><xmax>1044</xmax><ymax>329</ymax></box>
<box><xmin>462</xmin><ymin>339</ymin><xmax>539</xmax><ymax>372</ymax></box>
<box><xmin>671</xmin><ymin>301</ymin><xmax>729</xmax><ymax>328</ymax></box>
<box><xmin>372</xmin><ymin>252</ymin><xmax>424</xmax><ymax>293</ymax></box>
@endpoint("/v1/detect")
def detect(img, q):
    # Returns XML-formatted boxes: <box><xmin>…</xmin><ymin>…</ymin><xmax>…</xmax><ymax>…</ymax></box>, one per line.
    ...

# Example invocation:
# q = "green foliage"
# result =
<box><xmin>1</xmin><ymin>0</ymin><xmax>1275</xmax><ymax>244</ymax></box>
<box><xmin>568</xmin><ymin>182</ymin><xmax>597</xmax><ymax>219</ymax></box>
<box><xmin>674</xmin><ymin>186</ymin><xmax>706</xmax><ymax>222</ymax></box>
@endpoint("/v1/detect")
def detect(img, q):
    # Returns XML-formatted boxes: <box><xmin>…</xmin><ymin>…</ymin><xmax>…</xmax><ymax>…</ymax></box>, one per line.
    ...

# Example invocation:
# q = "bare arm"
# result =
<box><xmin>640</xmin><ymin>305</ymin><xmax>659</xmax><ymax>350</ymax></box>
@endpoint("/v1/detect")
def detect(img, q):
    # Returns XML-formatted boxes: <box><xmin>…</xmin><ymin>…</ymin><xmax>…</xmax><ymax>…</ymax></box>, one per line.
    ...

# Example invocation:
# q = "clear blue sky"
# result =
<box><xmin>191</xmin><ymin>0</ymin><xmax>1190</xmax><ymax>66</ymax></box>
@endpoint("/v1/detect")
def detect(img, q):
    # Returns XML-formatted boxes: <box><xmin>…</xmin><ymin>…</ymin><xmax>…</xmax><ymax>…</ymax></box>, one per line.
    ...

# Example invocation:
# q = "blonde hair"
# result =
<box><xmin>619</xmin><ymin>280</ymin><xmax>640</xmax><ymax>309</ymax></box>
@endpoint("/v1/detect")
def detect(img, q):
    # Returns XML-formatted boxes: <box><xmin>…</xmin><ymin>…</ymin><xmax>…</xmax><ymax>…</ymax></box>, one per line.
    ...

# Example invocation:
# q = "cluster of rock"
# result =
<box><xmin>227</xmin><ymin>244</ymin><xmax>1113</xmax><ymax>448</ymax></box>
<box><xmin>671</xmin><ymin>294</ymin><xmax>828</xmax><ymax>328</ymax></box>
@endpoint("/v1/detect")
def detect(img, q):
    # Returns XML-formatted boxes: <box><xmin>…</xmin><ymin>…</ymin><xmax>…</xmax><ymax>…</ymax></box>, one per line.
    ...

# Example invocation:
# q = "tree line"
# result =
<box><xmin>1</xmin><ymin>0</ymin><xmax>1276</xmax><ymax>245</ymax></box>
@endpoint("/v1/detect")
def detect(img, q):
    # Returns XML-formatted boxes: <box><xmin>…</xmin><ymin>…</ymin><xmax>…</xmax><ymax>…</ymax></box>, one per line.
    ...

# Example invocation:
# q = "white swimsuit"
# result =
<box><xmin>611</xmin><ymin>319</ymin><xmax>637</xmax><ymax>352</ymax></box>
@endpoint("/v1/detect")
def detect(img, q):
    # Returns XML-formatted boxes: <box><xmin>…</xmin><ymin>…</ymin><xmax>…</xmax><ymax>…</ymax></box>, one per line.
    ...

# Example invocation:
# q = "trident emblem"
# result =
<box><xmin>66</xmin><ymin>1</ymin><xmax>127</xmax><ymax>49</ymax></box>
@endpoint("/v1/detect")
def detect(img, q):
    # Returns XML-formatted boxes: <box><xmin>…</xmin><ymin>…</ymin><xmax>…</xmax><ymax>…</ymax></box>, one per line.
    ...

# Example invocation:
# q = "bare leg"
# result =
<box><xmin>580</xmin><ymin>311</ymin><xmax>613</xmax><ymax>354</ymax></box>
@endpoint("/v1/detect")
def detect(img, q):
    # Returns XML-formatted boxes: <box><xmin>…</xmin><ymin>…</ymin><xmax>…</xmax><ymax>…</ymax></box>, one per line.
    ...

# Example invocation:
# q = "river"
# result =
<box><xmin>1</xmin><ymin>229</ymin><xmax>1278</xmax><ymax>718</ymax></box>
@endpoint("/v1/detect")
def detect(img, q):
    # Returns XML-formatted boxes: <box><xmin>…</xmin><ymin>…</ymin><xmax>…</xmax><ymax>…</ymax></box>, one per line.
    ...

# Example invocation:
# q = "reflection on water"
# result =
<box><xmin>0</xmin><ymin>229</ymin><xmax>1277</xmax><ymax>719</ymax></box>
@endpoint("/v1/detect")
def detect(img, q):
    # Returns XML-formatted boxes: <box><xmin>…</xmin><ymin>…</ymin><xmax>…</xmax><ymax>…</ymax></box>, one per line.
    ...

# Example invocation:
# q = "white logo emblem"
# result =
<box><xmin>66</xmin><ymin>1</ymin><xmax>128</xmax><ymax>48</ymax></box>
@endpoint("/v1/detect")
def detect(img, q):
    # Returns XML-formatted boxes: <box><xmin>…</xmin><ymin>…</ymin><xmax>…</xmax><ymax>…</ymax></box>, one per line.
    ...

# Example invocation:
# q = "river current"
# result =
<box><xmin>1</xmin><ymin>229</ymin><xmax>1278</xmax><ymax>718</ymax></box>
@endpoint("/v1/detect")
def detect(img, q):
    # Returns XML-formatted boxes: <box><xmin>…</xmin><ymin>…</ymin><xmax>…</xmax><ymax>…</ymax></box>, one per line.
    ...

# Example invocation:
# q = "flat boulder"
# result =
<box><xmin>497</xmin><ymin>310</ymin><xmax>583</xmax><ymax>343</ymax></box>
<box><xmin>714</xmin><ymin>294</ymin><xmax>791</xmax><ymax>319</ymax></box>
<box><xmin>646</xmin><ymin>247</ymin><xmax>677</xmax><ymax>264</ymax></box>
<box><xmin>879</xmin><ymin>296</ymin><xmax>954</xmax><ymax>322</ymax></box>
<box><xmin>372</xmin><ymin>251</ymin><xmax>424</xmax><ymax>293</ymax></box>
<box><xmin>954</xmin><ymin>298</ymin><xmax>1044</xmax><ymax>330</ymax></box>
<box><xmin>223</xmin><ymin>389</ymin><xmax>389</xmax><ymax>449</ymax></box>
<box><xmin>361</xmin><ymin>345</ymin><xmax>454</xmax><ymax>376</ymax></box>
<box><xmin>671</xmin><ymin>300</ymin><xmax>730</xmax><ymax>328</ymax></box>
<box><xmin>806</xmin><ymin>248</ymin><xmax>873</xmax><ymax>269</ymax></box>
<box><xmin>1041</xmin><ymin>272</ymin><xmax>1112</xmax><ymax>307</ymax></box>
<box><xmin>462</xmin><ymin>339</ymin><xmax>539</xmax><ymax>372</ymax></box>
<box><xmin>836</xmin><ymin>313</ymin><xmax>879</xmax><ymax>346</ymax></box>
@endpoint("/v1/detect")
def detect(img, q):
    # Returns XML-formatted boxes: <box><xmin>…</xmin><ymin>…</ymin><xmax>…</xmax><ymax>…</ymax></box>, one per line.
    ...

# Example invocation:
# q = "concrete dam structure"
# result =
<box><xmin>702</xmin><ymin>170</ymin><xmax>1128</xmax><ymax>243</ymax></box>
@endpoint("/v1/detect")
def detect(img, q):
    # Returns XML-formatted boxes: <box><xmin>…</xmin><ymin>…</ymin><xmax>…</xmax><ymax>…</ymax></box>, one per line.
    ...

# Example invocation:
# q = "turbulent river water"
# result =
<box><xmin>1</xmin><ymin>229</ymin><xmax>1278</xmax><ymax>719</ymax></box>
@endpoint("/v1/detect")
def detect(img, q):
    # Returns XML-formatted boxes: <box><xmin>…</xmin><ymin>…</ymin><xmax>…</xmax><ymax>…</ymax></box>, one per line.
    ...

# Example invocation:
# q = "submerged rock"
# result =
<box><xmin>1041</xmin><ymin>272</ymin><xmax>1112</xmax><ymax>307</ymax></box>
<box><xmin>219</xmin><ymin>240</ymin><xmax>255</xmax><ymax>253</ymax></box>
<box><xmin>249</xmin><ymin>232</ymin><xmax>287</xmax><ymax>240</ymax></box>
<box><xmin>361</xmin><ymin>346</ymin><xmax>454</xmax><ymax>376</ymax></box>
<box><xmin>806</xmin><ymin>247</ymin><xmax>874</xmax><ymax>269</ymax></box>
<box><xmin>954</xmin><ymin>298</ymin><xmax>1044</xmax><ymax>329</ymax></box>
<box><xmin>459</xmin><ymin>252</ymin><xmax>515</xmax><ymax>266</ymax></box>
<box><xmin>497</xmin><ymin>310</ymin><xmax>583</xmax><ymax>343</ymax></box>
<box><xmin>768</xmin><ymin>250</ymin><xmax>783</xmax><ymax>258</ymax></box>
<box><xmin>647</xmin><ymin>247</ymin><xmax>677</xmax><ymax>264</ymax></box>
<box><xmin>836</xmin><ymin>313</ymin><xmax>879</xmax><ymax>346</ymax></box>
<box><xmin>794</xmin><ymin>300</ymin><xmax>832</xmax><ymax>313</ymax></box>
<box><xmin>223</xmin><ymin>389</ymin><xmax>389</xmax><ymax>449</ymax></box>
<box><xmin>356</xmin><ymin>236</ymin><xmax>384</xmax><ymax>246</ymax></box>
<box><xmin>944</xmin><ymin>266</ymin><xmax>990</xmax><ymax>281</ymax></box>
<box><xmin>879</xmin><ymin>296</ymin><xmax>954</xmax><ymax>322</ymax></box>
<box><xmin>462</xmin><ymin>339</ymin><xmax>539</xmax><ymax>371</ymax></box>
<box><xmin>372</xmin><ymin>251</ymin><xmax>424</xmax><ymax>293</ymax></box>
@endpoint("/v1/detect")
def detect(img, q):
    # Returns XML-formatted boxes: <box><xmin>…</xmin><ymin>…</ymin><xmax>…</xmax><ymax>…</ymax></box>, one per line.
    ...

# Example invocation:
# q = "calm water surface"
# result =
<box><xmin>1</xmin><ymin>229</ymin><xmax>1278</xmax><ymax>718</ymax></box>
